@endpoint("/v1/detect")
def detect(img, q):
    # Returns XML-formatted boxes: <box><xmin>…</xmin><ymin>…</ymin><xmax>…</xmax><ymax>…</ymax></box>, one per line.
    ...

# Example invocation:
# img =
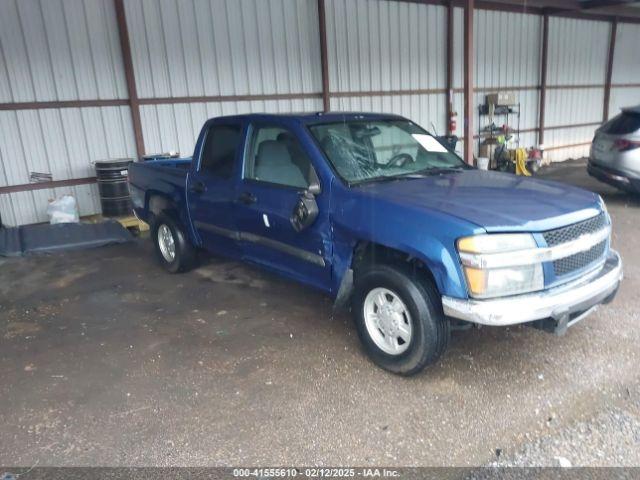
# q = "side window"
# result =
<box><xmin>245</xmin><ymin>126</ymin><xmax>313</xmax><ymax>189</ymax></box>
<box><xmin>199</xmin><ymin>124</ymin><xmax>242</xmax><ymax>178</ymax></box>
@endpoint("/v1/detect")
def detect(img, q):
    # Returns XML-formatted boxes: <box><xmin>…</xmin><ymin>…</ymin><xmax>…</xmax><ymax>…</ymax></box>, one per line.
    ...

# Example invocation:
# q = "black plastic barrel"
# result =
<box><xmin>95</xmin><ymin>158</ymin><xmax>133</xmax><ymax>217</ymax></box>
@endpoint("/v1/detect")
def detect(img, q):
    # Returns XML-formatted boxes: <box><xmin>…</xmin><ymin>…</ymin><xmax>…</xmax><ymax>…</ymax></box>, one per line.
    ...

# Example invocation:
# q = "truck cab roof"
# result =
<box><xmin>207</xmin><ymin>111</ymin><xmax>407</xmax><ymax>126</ymax></box>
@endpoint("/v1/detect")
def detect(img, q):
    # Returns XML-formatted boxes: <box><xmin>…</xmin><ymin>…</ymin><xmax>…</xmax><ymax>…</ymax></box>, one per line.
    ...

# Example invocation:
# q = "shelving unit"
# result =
<box><xmin>477</xmin><ymin>96</ymin><xmax>521</xmax><ymax>169</ymax></box>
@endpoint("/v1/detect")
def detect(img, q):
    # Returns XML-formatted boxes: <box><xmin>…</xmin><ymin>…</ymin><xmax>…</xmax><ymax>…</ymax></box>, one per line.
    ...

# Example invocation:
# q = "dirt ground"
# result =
<box><xmin>0</xmin><ymin>159</ymin><xmax>638</xmax><ymax>467</ymax></box>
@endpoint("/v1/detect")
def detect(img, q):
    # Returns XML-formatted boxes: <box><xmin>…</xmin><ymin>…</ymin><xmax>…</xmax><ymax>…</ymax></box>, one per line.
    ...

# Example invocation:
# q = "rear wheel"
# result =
<box><xmin>352</xmin><ymin>263</ymin><xmax>450</xmax><ymax>376</ymax></box>
<box><xmin>152</xmin><ymin>213</ymin><xmax>197</xmax><ymax>273</ymax></box>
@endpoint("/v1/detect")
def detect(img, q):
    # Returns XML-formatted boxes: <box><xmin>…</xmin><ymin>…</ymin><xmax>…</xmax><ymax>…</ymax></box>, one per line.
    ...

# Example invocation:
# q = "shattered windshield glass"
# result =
<box><xmin>309</xmin><ymin>119</ymin><xmax>468</xmax><ymax>184</ymax></box>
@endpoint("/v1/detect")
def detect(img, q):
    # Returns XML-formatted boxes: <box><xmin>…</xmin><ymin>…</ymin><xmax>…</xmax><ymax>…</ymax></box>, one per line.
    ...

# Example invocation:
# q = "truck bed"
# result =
<box><xmin>128</xmin><ymin>157</ymin><xmax>193</xmax><ymax>224</ymax></box>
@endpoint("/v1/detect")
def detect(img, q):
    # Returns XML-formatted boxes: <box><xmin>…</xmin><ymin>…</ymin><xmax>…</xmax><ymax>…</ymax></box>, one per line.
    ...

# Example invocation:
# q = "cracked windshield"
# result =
<box><xmin>310</xmin><ymin>119</ymin><xmax>469</xmax><ymax>184</ymax></box>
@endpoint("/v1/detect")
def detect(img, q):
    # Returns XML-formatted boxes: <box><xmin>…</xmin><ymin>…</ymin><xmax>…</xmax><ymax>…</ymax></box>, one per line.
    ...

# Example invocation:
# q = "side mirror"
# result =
<box><xmin>306</xmin><ymin>180</ymin><xmax>321</xmax><ymax>196</ymax></box>
<box><xmin>291</xmin><ymin>182</ymin><xmax>320</xmax><ymax>232</ymax></box>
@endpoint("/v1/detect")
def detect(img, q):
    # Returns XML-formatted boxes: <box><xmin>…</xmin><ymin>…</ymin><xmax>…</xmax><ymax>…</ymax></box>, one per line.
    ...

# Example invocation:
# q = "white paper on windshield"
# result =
<box><xmin>413</xmin><ymin>134</ymin><xmax>448</xmax><ymax>153</ymax></box>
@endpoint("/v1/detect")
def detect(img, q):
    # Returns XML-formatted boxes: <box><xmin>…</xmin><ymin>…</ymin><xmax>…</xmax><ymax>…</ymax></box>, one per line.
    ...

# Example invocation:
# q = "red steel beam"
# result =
<box><xmin>403</xmin><ymin>0</ymin><xmax>640</xmax><ymax>24</ymax></box>
<box><xmin>4</xmin><ymin>83</ymin><xmax>622</xmax><ymax>112</ymax></box>
<box><xmin>603</xmin><ymin>19</ymin><xmax>618</xmax><ymax>122</ymax></box>
<box><xmin>330</xmin><ymin>88</ymin><xmax>445</xmax><ymax>98</ymax></box>
<box><xmin>318</xmin><ymin>0</ymin><xmax>331</xmax><ymax>112</ymax></box>
<box><xmin>114</xmin><ymin>0</ymin><xmax>145</xmax><ymax>160</ymax></box>
<box><xmin>538</xmin><ymin>13</ymin><xmax>549</xmax><ymax>147</ymax></box>
<box><xmin>0</xmin><ymin>99</ymin><xmax>129</xmax><ymax>111</ymax></box>
<box><xmin>452</xmin><ymin>85</ymin><xmax>539</xmax><ymax>93</ymax></box>
<box><xmin>138</xmin><ymin>93</ymin><xmax>322</xmax><ymax>105</ymax></box>
<box><xmin>547</xmin><ymin>83</ymin><xmax>606</xmax><ymax>90</ymax></box>
<box><xmin>545</xmin><ymin>141</ymin><xmax>592</xmax><ymax>151</ymax></box>
<box><xmin>0</xmin><ymin>177</ymin><xmax>97</xmax><ymax>195</ymax></box>
<box><xmin>446</xmin><ymin>0</ymin><xmax>454</xmax><ymax>135</ymax></box>
<box><xmin>544</xmin><ymin>121</ymin><xmax>602</xmax><ymax>131</ymax></box>
<box><xmin>453</xmin><ymin>0</ymin><xmax>640</xmax><ymax>23</ymax></box>
<box><xmin>463</xmin><ymin>0</ymin><xmax>474</xmax><ymax>164</ymax></box>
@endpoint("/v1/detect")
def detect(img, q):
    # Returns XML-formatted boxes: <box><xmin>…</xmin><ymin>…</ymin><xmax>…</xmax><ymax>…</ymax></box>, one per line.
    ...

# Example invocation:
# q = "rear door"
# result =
<box><xmin>187</xmin><ymin>121</ymin><xmax>245</xmax><ymax>256</ymax></box>
<box><xmin>233</xmin><ymin>122</ymin><xmax>332</xmax><ymax>291</ymax></box>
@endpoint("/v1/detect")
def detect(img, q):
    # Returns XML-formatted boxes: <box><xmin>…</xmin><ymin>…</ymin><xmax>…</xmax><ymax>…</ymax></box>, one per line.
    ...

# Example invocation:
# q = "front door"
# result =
<box><xmin>187</xmin><ymin>121</ymin><xmax>245</xmax><ymax>256</ymax></box>
<box><xmin>234</xmin><ymin>123</ymin><xmax>332</xmax><ymax>291</ymax></box>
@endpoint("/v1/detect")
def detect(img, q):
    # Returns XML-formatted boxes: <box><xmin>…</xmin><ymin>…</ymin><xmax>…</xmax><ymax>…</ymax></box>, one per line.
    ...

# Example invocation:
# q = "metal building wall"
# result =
<box><xmin>452</xmin><ymin>8</ymin><xmax>541</xmax><ymax>158</ymax></box>
<box><xmin>140</xmin><ymin>99</ymin><xmax>323</xmax><ymax>157</ymax></box>
<box><xmin>125</xmin><ymin>0</ymin><xmax>324</xmax><ymax>156</ymax></box>
<box><xmin>0</xmin><ymin>107</ymin><xmax>135</xmax><ymax>226</ymax></box>
<box><xmin>544</xmin><ymin>17</ymin><xmax>610</xmax><ymax>161</ymax></box>
<box><xmin>473</xmin><ymin>9</ymin><xmax>541</xmax><ymax>154</ymax></box>
<box><xmin>325</xmin><ymin>0</ymin><xmax>448</xmax><ymax>138</ymax></box>
<box><xmin>1</xmin><ymin>0</ymin><xmax>637</xmax><ymax>227</ymax></box>
<box><xmin>453</xmin><ymin>11</ymin><xmax>617</xmax><ymax>162</ymax></box>
<box><xmin>609</xmin><ymin>22</ymin><xmax>640</xmax><ymax>119</ymax></box>
<box><xmin>0</xmin><ymin>0</ymin><xmax>135</xmax><ymax>226</ymax></box>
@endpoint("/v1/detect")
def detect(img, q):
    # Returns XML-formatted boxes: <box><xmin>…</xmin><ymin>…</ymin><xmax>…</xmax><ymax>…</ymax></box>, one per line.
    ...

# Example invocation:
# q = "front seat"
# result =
<box><xmin>277</xmin><ymin>132</ymin><xmax>310</xmax><ymax>181</ymax></box>
<box><xmin>255</xmin><ymin>140</ymin><xmax>307</xmax><ymax>188</ymax></box>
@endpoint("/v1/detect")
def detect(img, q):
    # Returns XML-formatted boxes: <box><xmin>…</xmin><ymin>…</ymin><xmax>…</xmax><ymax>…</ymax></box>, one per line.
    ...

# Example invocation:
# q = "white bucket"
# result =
<box><xmin>477</xmin><ymin>157</ymin><xmax>490</xmax><ymax>170</ymax></box>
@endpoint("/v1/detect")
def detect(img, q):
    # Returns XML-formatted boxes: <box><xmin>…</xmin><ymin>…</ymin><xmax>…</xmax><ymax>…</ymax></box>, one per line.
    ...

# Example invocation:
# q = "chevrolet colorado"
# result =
<box><xmin>129</xmin><ymin>113</ymin><xmax>622</xmax><ymax>375</ymax></box>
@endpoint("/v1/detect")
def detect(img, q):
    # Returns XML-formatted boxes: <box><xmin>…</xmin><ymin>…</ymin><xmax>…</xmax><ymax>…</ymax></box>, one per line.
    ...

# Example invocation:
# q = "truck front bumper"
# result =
<box><xmin>442</xmin><ymin>250</ymin><xmax>622</xmax><ymax>328</ymax></box>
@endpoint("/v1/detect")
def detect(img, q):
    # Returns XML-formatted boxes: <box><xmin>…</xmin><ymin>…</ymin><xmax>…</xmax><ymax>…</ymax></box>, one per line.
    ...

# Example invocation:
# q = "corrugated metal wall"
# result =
<box><xmin>126</xmin><ymin>0</ymin><xmax>324</xmax><ymax>156</ymax></box>
<box><xmin>609</xmin><ymin>22</ymin><xmax>640</xmax><ymax>119</ymax></box>
<box><xmin>453</xmin><ymin>8</ymin><xmax>541</xmax><ymax>158</ymax></box>
<box><xmin>325</xmin><ymin>0</ymin><xmax>448</xmax><ymax>137</ymax></box>
<box><xmin>1</xmin><ymin>0</ymin><xmax>636</xmax><ymax>226</ymax></box>
<box><xmin>140</xmin><ymin>99</ymin><xmax>323</xmax><ymax>157</ymax></box>
<box><xmin>0</xmin><ymin>0</ymin><xmax>323</xmax><ymax>226</ymax></box>
<box><xmin>127</xmin><ymin>0</ymin><xmax>321</xmax><ymax>99</ymax></box>
<box><xmin>0</xmin><ymin>0</ymin><xmax>136</xmax><ymax>226</ymax></box>
<box><xmin>0</xmin><ymin>0</ymin><xmax>128</xmax><ymax>102</ymax></box>
<box><xmin>545</xmin><ymin>17</ymin><xmax>609</xmax><ymax>161</ymax></box>
<box><xmin>473</xmin><ymin>9</ymin><xmax>541</xmax><ymax>155</ymax></box>
<box><xmin>0</xmin><ymin>107</ymin><xmax>135</xmax><ymax>226</ymax></box>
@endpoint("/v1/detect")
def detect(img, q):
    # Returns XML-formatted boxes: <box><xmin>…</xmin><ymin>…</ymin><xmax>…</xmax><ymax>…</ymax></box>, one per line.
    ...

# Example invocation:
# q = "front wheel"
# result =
<box><xmin>152</xmin><ymin>213</ymin><xmax>197</xmax><ymax>273</ymax></box>
<box><xmin>352</xmin><ymin>264</ymin><xmax>450</xmax><ymax>376</ymax></box>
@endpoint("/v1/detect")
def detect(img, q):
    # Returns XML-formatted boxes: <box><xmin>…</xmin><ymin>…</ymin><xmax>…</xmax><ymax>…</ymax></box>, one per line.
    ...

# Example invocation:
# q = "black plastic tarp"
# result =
<box><xmin>0</xmin><ymin>221</ymin><xmax>133</xmax><ymax>257</ymax></box>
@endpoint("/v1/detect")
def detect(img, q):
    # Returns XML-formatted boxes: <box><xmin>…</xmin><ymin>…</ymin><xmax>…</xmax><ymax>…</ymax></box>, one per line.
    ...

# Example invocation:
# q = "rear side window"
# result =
<box><xmin>200</xmin><ymin>124</ymin><xmax>243</xmax><ymax>178</ymax></box>
<box><xmin>602</xmin><ymin>112</ymin><xmax>640</xmax><ymax>135</ymax></box>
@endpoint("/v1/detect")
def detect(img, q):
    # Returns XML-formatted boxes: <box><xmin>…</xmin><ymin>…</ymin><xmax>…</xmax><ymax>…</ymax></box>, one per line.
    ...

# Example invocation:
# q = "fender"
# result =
<box><xmin>329</xmin><ymin>182</ymin><xmax>483</xmax><ymax>300</ymax></box>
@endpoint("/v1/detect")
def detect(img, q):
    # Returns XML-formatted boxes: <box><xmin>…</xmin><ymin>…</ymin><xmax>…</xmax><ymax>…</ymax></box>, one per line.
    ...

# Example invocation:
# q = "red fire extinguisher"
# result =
<box><xmin>449</xmin><ymin>110</ymin><xmax>457</xmax><ymax>135</ymax></box>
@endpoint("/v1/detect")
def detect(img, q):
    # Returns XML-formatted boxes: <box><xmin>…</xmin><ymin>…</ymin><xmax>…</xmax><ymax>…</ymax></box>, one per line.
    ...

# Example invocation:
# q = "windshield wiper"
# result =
<box><xmin>351</xmin><ymin>166</ymin><xmax>465</xmax><ymax>186</ymax></box>
<box><xmin>352</xmin><ymin>172</ymin><xmax>430</xmax><ymax>186</ymax></box>
<box><xmin>417</xmin><ymin>166</ymin><xmax>466</xmax><ymax>175</ymax></box>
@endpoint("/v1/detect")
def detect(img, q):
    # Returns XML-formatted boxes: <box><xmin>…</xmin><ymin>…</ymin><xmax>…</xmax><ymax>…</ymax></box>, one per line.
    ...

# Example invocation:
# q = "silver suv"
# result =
<box><xmin>589</xmin><ymin>105</ymin><xmax>640</xmax><ymax>194</ymax></box>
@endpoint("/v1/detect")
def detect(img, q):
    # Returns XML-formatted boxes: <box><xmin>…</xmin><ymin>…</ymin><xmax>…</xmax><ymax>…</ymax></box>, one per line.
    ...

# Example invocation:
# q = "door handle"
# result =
<box><xmin>189</xmin><ymin>181</ymin><xmax>206</xmax><ymax>194</ymax></box>
<box><xmin>237</xmin><ymin>191</ymin><xmax>257</xmax><ymax>205</ymax></box>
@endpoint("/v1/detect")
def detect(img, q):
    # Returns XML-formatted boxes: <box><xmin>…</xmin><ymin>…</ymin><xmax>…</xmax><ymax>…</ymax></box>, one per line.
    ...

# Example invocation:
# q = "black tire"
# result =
<box><xmin>151</xmin><ymin>212</ymin><xmax>197</xmax><ymax>273</ymax></box>
<box><xmin>352</xmin><ymin>263</ymin><xmax>450</xmax><ymax>376</ymax></box>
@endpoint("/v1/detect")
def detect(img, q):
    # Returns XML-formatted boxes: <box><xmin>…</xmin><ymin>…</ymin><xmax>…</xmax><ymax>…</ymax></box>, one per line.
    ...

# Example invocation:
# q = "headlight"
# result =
<box><xmin>457</xmin><ymin>234</ymin><xmax>544</xmax><ymax>299</ymax></box>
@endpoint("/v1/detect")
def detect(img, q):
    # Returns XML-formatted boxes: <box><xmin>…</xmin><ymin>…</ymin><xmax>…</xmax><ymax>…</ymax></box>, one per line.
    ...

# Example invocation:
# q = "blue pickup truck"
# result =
<box><xmin>129</xmin><ymin>112</ymin><xmax>623</xmax><ymax>375</ymax></box>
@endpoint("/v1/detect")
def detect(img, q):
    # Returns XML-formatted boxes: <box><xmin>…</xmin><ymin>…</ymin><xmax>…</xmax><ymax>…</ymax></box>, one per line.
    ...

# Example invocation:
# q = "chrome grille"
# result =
<box><xmin>542</xmin><ymin>212</ymin><xmax>608</xmax><ymax>277</ymax></box>
<box><xmin>542</xmin><ymin>212</ymin><xmax>607</xmax><ymax>247</ymax></box>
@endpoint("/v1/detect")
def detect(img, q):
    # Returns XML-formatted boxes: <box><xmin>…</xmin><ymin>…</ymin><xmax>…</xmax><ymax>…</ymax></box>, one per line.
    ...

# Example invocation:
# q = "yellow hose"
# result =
<box><xmin>510</xmin><ymin>148</ymin><xmax>531</xmax><ymax>176</ymax></box>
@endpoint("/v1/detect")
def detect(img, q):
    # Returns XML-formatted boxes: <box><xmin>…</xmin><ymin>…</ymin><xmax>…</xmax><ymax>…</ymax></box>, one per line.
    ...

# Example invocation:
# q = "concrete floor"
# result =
<box><xmin>1</xmin><ymin>159</ymin><xmax>639</xmax><ymax>467</ymax></box>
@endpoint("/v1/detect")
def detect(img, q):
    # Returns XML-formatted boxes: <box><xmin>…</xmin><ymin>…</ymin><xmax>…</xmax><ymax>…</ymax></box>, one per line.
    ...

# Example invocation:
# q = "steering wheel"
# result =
<box><xmin>383</xmin><ymin>152</ymin><xmax>415</xmax><ymax>169</ymax></box>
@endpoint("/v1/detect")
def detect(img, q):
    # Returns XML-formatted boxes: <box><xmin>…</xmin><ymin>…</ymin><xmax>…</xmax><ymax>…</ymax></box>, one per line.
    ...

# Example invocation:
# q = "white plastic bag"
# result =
<box><xmin>47</xmin><ymin>195</ymin><xmax>79</xmax><ymax>224</ymax></box>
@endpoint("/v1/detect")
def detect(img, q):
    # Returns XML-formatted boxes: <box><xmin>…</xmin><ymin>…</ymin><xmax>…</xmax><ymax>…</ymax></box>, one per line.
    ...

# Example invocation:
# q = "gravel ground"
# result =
<box><xmin>483</xmin><ymin>160</ymin><xmax>640</xmax><ymax>469</ymax></box>
<box><xmin>489</xmin><ymin>383</ymin><xmax>640</xmax><ymax>467</ymax></box>
<box><xmin>0</xmin><ymin>159</ymin><xmax>638</xmax><ymax>468</ymax></box>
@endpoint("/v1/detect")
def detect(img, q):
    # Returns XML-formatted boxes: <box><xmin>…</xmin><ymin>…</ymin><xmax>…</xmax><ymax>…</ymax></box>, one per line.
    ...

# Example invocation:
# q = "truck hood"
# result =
<box><xmin>353</xmin><ymin>169</ymin><xmax>601</xmax><ymax>232</ymax></box>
